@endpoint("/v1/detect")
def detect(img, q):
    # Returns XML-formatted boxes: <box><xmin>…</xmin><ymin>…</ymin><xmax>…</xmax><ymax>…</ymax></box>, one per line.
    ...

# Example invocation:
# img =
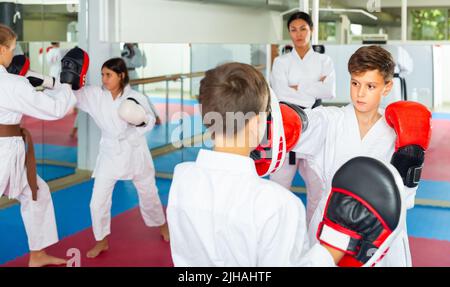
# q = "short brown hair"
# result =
<box><xmin>0</xmin><ymin>24</ymin><xmax>16</xmax><ymax>47</ymax></box>
<box><xmin>199</xmin><ymin>62</ymin><xmax>269</xmax><ymax>135</ymax></box>
<box><xmin>348</xmin><ymin>45</ymin><xmax>395</xmax><ymax>83</ymax></box>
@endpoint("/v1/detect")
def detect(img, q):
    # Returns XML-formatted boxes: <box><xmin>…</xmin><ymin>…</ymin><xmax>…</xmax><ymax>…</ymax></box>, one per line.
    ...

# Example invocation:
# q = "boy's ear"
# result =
<box><xmin>248</xmin><ymin>113</ymin><xmax>264</xmax><ymax>149</ymax></box>
<box><xmin>383</xmin><ymin>80</ymin><xmax>394</xmax><ymax>96</ymax></box>
<box><xmin>247</xmin><ymin>114</ymin><xmax>258</xmax><ymax>138</ymax></box>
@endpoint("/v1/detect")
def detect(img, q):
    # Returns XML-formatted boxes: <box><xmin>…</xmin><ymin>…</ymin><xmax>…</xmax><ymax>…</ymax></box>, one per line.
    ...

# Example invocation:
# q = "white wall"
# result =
<box><xmin>189</xmin><ymin>44</ymin><xmax>254</xmax><ymax>96</ymax></box>
<box><xmin>323</xmin><ymin>45</ymin><xmax>357</xmax><ymax>104</ymax></box>
<box><xmin>140</xmin><ymin>44</ymin><xmax>190</xmax><ymax>77</ymax></box>
<box><xmin>442</xmin><ymin>45</ymin><xmax>450</xmax><ymax>105</ymax></box>
<box><xmin>136</xmin><ymin>43</ymin><xmax>191</xmax><ymax>92</ymax></box>
<box><xmin>103</xmin><ymin>0</ymin><xmax>283</xmax><ymax>44</ymax></box>
<box><xmin>396</xmin><ymin>45</ymin><xmax>434</xmax><ymax>107</ymax></box>
<box><xmin>191</xmin><ymin>44</ymin><xmax>252</xmax><ymax>71</ymax></box>
<box><xmin>433</xmin><ymin>45</ymin><xmax>450</xmax><ymax>107</ymax></box>
<box><xmin>130</xmin><ymin>43</ymin><xmax>268</xmax><ymax>96</ymax></box>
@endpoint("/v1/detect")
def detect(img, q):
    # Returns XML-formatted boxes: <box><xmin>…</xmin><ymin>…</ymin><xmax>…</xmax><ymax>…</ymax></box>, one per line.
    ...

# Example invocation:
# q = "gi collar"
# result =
<box><xmin>196</xmin><ymin>149</ymin><xmax>258</xmax><ymax>176</ymax></box>
<box><xmin>292</xmin><ymin>46</ymin><xmax>314</xmax><ymax>61</ymax></box>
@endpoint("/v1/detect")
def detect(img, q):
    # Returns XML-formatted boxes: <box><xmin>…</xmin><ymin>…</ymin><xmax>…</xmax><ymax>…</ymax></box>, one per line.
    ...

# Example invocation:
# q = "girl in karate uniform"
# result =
<box><xmin>0</xmin><ymin>24</ymin><xmax>76</xmax><ymax>267</ymax></box>
<box><xmin>73</xmin><ymin>58</ymin><xmax>168</xmax><ymax>258</ymax></box>
<box><xmin>269</xmin><ymin>11</ymin><xmax>336</xmax><ymax>223</ymax></box>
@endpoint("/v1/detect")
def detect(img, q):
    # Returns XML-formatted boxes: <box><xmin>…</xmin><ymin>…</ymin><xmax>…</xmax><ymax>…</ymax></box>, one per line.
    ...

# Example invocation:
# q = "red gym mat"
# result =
<box><xmin>2</xmin><ymin>207</ymin><xmax>173</xmax><ymax>267</ymax></box>
<box><xmin>21</xmin><ymin>111</ymin><xmax>78</xmax><ymax>147</ymax></box>
<box><xmin>4</xmin><ymin>206</ymin><xmax>450</xmax><ymax>267</ymax></box>
<box><xmin>410</xmin><ymin>236</ymin><xmax>450</xmax><ymax>267</ymax></box>
<box><xmin>422</xmin><ymin>120</ymin><xmax>450</xmax><ymax>182</ymax></box>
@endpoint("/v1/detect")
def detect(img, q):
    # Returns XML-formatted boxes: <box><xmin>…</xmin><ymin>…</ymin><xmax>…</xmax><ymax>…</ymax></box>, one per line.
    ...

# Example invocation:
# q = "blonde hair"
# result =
<box><xmin>0</xmin><ymin>24</ymin><xmax>17</xmax><ymax>47</ymax></box>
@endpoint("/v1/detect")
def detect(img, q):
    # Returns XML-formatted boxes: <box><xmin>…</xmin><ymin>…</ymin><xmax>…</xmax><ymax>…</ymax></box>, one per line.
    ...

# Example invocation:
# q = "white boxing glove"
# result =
<box><xmin>118</xmin><ymin>98</ymin><xmax>148</xmax><ymax>127</ymax></box>
<box><xmin>25</xmin><ymin>70</ymin><xmax>55</xmax><ymax>89</ymax></box>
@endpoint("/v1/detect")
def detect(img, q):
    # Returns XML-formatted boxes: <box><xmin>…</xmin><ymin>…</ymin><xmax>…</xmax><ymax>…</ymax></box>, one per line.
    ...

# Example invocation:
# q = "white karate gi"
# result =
<box><xmin>269</xmin><ymin>47</ymin><xmax>336</xmax><ymax>223</ymax></box>
<box><xmin>0</xmin><ymin>65</ymin><xmax>76</xmax><ymax>250</ymax></box>
<box><xmin>292</xmin><ymin>104</ymin><xmax>416</xmax><ymax>267</ymax></box>
<box><xmin>167</xmin><ymin>149</ymin><xmax>335</xmax><ymax>267</ymax></box>
<box><xmin>74</xmin><ymin>85</ymin><xmax>165</xmax><ymax>241</ymax></box>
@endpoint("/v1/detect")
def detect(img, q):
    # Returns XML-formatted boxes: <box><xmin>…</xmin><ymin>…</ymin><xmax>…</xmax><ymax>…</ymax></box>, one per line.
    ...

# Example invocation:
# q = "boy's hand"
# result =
<box><xmin>321</xmin><ymin>245</ymin><xmax>344</xmax><ymax>264</ymax></box>
<box><xmin>289</xmin><ymin>85</ymin><xmax>298</xmax><ymax>90</ymax></box>
<box><xmin>319</xmin><ymin>76</ymin><xmax>327</xmax><ymax>82</ymax></box>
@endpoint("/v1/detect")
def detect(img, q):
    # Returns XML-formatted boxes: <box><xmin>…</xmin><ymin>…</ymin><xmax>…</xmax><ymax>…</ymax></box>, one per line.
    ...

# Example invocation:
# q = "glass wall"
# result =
<box><xmin>3</xmin><ymin>0</ymin><xmax>444</xmax><ymax>186</ymax></box>
<box><xmin>323</xmin><ymin>44</ymin><xmax>434</xmax><ymax>108</ymax></box>
<box><xmin>0</xmin><ymin>0</ymin><xmax>443</xmax><ymax>231</ymax></box>
<box><xmin>317</xmin><ymin>1</ymin><xmax>450</xmax><ymax>43</ymax></box>
<box><xmin>119</xmin><ymin>42</ymin><xmax>267</xmax><ymax>178</ymax></box>
<box><xmin>318</xmin><ymin>0</ymin><xmax>402</xmax><ymax>44</ymax></box>
<box><xmin>409</xmin><ymin>7</ymin><xmax>450</xmax><ymax>40</ymax></box>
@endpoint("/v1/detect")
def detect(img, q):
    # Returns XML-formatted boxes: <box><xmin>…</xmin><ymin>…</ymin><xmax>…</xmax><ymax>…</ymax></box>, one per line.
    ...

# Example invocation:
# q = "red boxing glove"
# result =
<box><xmin>385</xmin><ymin>101</ymin><xmax>432</xmax><ymax>187</ymax></box>
<box><xmin>252</xmin><ymin>101</ymin><xmax>307</xmax><ymax>176</ymax></box>
<box><xmin>385</xmin><ymin>101</ymin><xmax>431</xmax><ymax>151</ymax></box>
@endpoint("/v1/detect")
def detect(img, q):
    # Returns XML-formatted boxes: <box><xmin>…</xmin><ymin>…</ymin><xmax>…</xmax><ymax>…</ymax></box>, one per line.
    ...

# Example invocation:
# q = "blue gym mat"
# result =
<box><xmin>37</xmin><ymin>164</ymin><xmax>76</xmax><ymax>182</ymax></box>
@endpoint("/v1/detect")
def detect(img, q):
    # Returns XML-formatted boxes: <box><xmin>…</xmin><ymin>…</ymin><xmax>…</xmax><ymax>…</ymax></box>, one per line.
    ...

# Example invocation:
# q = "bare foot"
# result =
<box><xmin>86</xmin><ymin>238</ymin><xmax>109</xmax><ymax>258</ymax></box>
<box><xmin>29</xmin><ymin>250</ymin><xmax>67</xmax><ymax>267</ymax></box>
<box><xmin>159</xmin><ymin>223</ymin><xmax>170</xmax><ymax>242</ymax></box>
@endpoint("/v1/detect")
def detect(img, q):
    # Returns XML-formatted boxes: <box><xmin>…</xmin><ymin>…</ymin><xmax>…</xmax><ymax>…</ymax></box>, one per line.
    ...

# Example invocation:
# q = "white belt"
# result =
<box><xmin>100</xmin><ymin>131</ymin><xmax>144</xmax><ymax>154</ymax></box>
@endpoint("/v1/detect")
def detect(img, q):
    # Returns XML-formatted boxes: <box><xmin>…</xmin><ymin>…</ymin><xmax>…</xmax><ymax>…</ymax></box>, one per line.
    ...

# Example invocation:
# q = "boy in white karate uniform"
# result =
<box><xmin>167</xmin><ymin>62</ymin><xmax>345</xmax><ymax>267</ymax></box>
<box><xmin>291</xmin><ymin>46</ymin><xmax>431</xmax><ymax>266</ymax></box>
